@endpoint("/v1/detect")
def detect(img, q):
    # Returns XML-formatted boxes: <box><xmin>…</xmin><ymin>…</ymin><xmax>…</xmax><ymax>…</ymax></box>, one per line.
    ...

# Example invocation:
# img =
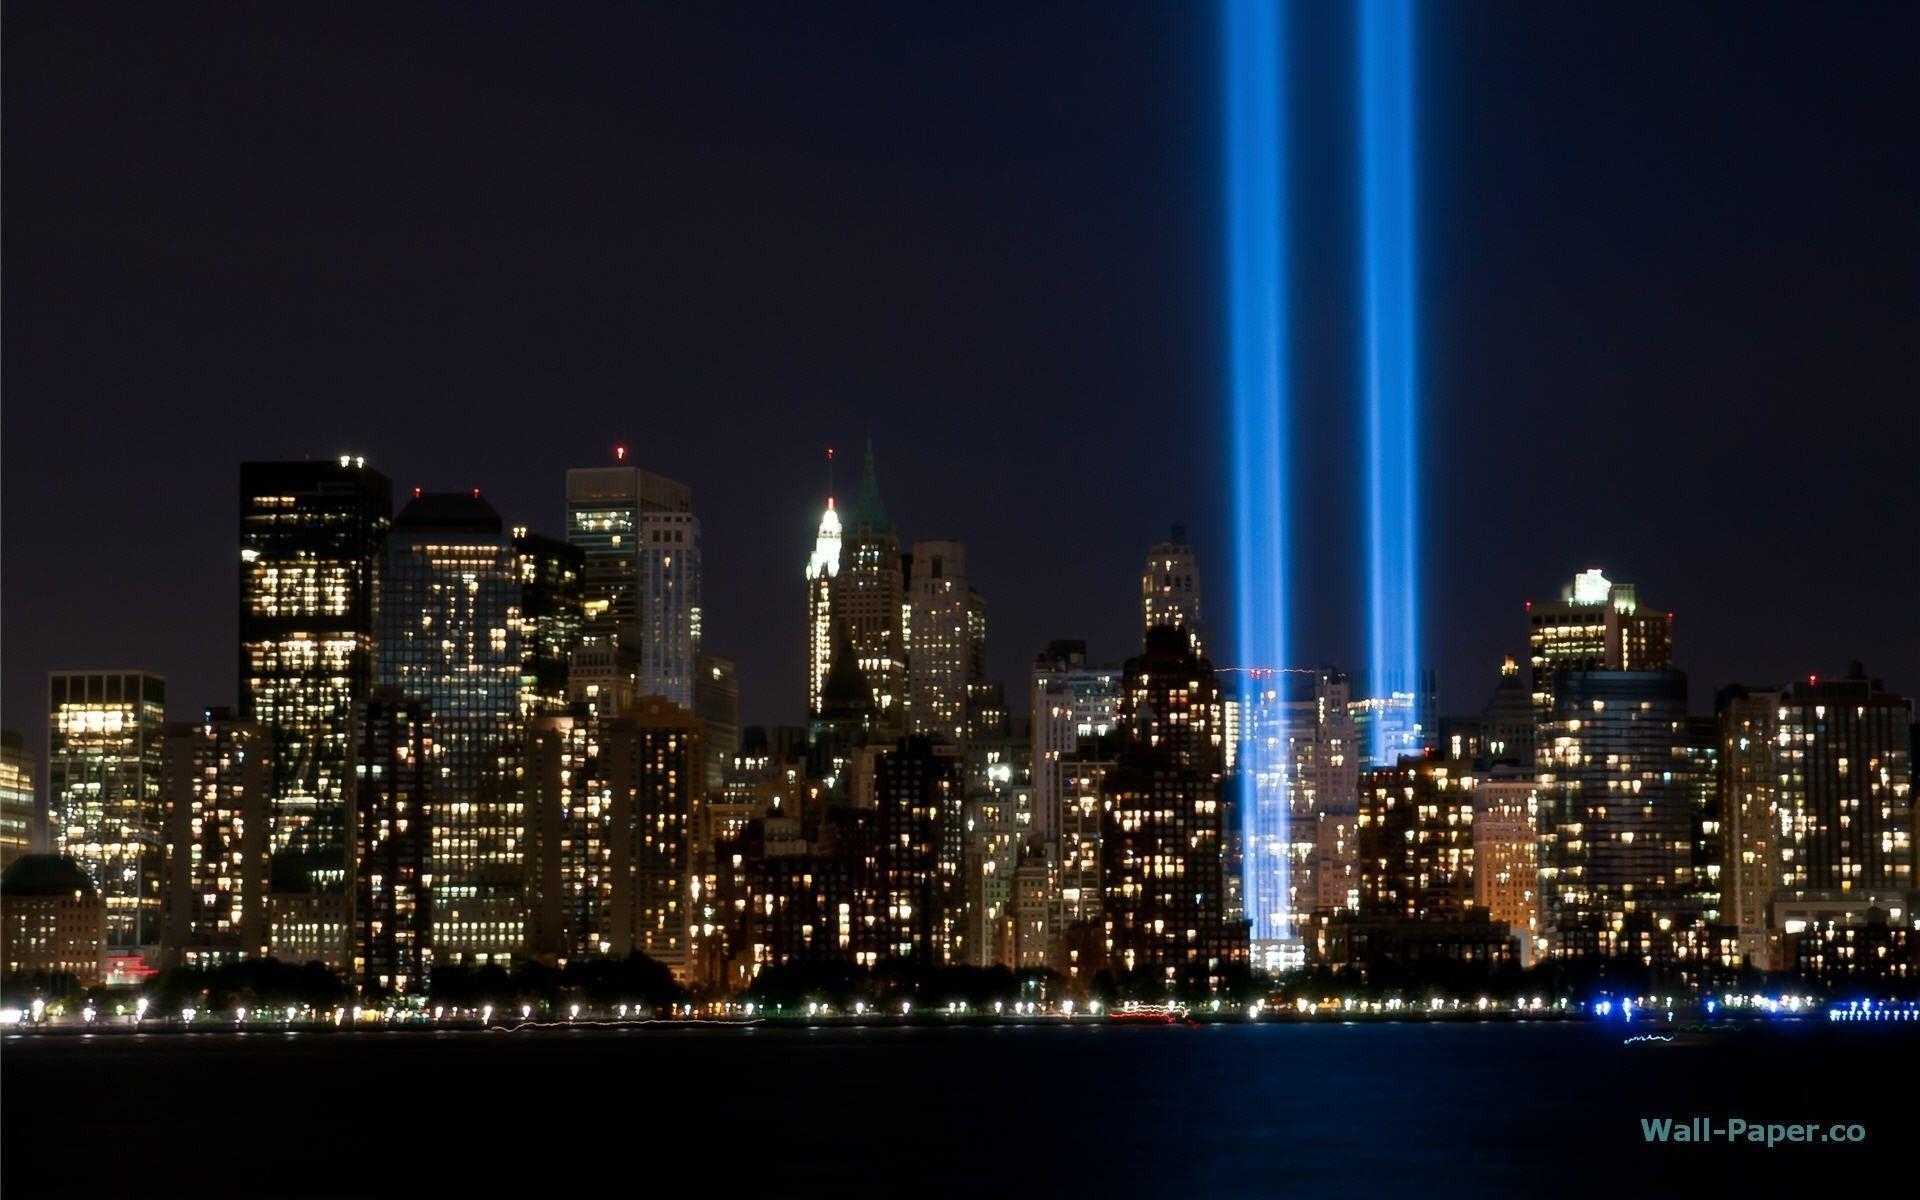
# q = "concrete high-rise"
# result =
<box><xmin>238</xmin><ymin>458</ymin><xmax>391</xmax><ymax>881</ymax></box>
<box><xmin>907</xmin><ymin>540</ymin><xmax>980</xmax><ymax>744</ymax></box>
<box><xmin>160</xmin><ymin>710</ymin><xmax>272</xmax><ymax>967</ymax></box>
<box><xmin>47</xmin><ymin>670</ymin><xmax>166</xmax><ymax>949</ymax></box>
<box><xmin>565</xmin><ymin>457</ymin><xmax>701</xmax><ymax>709</ymax></box>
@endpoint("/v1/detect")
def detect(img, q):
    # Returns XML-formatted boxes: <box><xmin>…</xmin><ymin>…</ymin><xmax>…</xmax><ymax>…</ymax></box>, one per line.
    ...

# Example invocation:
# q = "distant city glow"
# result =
<box><xmin>1224</xmin><ymin>0</ymin><xmax>1290</xmax><ymax>941</ymax></box>
<box><xmin>1360</xmin><ymin>0</ymin><xmax>1421</xmax><ymax>765</ymax></box>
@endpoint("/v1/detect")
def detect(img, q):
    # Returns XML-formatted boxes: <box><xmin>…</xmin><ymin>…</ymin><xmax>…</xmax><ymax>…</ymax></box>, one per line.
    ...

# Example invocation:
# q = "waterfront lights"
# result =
<box><xmin>1359</xmin><ymin>0</ymin><xmax>1422</xmax><ymax>765</ymax></box>
<box><xmin>135</xmin><ymin>997</ymin><xmax>149</xmax><ymax>1021</ymax></box>
<box><xmin>1225</xmin><ymin>0</ymin><xmax>1292</xmax><ymax>948</ymax></box>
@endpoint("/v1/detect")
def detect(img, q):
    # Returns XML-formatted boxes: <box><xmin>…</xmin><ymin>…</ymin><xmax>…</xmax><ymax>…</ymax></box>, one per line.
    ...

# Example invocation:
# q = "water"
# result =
<box><xmin>5</xmin><ymin>1021</ymin><xmax>1907</xmax><ymax>1196</ymax></box>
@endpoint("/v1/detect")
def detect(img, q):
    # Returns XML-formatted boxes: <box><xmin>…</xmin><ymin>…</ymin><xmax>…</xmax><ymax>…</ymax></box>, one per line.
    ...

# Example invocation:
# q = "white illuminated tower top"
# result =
<box><xmin>805</xmin><ymin>449</ymin><xmax>843</xmax><ymax>715</ymax></box>
<box><xmin>807</xmin><ymin>497</ymin><xmax>842</xmax><ymax>582</ymax></box>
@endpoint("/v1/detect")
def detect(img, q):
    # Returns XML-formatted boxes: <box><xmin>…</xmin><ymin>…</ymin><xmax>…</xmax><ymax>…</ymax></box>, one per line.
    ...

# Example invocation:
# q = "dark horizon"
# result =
<box><xmin>5</xmin><ymin>2</ymin><xmax>1916</xmax><ymax>752</ymax></box>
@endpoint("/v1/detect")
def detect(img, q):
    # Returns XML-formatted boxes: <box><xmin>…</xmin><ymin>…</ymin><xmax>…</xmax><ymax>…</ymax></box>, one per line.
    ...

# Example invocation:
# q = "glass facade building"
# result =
<box><xmin>47</xmin><ymin>670</ymin><xmax>167</xmax><ymax>948</ymax></box>
<box><xmin>238</xmin><ymin>458</ymin><xmax>392</xmax><ymax>882</ymax></box>
<box><xmin>379</xmin><ymin>493</ymin><xmax>525</xmax><ymax>964</ymax></box>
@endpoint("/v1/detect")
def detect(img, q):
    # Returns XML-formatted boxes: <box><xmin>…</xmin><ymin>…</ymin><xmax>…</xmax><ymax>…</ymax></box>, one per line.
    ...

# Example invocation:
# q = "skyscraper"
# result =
<box><xmin>379</xmin><ymin>492</ymin><xmax>525</xmax><ymax>965</ymax></box>
<box><xmin>47</xmin><ymin>670</ymin><xmax>166</xmax><ymax>949</ymax></box>
<box><xmin>351</xmin><ymin>690</ymin><xmax>434</xmax><ymax>993</ymax></box>
<box><xmin>831</xmin><ymin>441</ymin><xmax>907</xmax><ymax>727</ymax></box>
<box><xmin>565</xmin><ymin>458</ymin><xmax>701</xmax><ymax>709</ymax></box>
<box><xmin>238</xmin><ymin>458</ymin><xmax>391</xmax><ymax>880</ymax></box>
<box><xmin>160</xmin><ymin>711</ymin><xmax>272</xmax><ymax>967</ymax></box>
<box><xmin>1101</xmin><ymin>627</ymin><xmax>1246</xmax><ymax>985</ymax></box>
<box><xmin>1030</xmin><ymin>641</ymin><xmax>1120</xmax><ymax>853</ymax></box>
<box><xmin>625</xmin><ymin>697</ymin><xmax>705</xmax><ymax>973</ymax></box>
<box><xmin>695</xmin><ymin>652</ymin><xmax>740</xmax><ymax>791</ymax></box>
<box><xmin>0</xmin><ymin>731</ymin><xmax>34</xmax><ymax>870</ymax></box>
<box><xmin>907</xmin><ymin>539</ymin><xmax>980</xmax><ymax>743</ymax></box>
<box><xmin>1142</xmin><ymin>525</ymin><xmax>1202</xmax><ymax>651</ymax></box>
<box><xmin>1715</xmin><ymin>669</ymin><xmax>1914</xmax><ymax>971</ymax></box>
<box><xmin>805</xmin><ymin>488</ymin><xmax>843</xmax><ymax>716</ymax></box>
<box><xmin>1538</xmin><ymin>669</ymin><xmax>1697</xmax><ymax>959</ymax></box>
<box><xmin>511</xmin><ymin>528</ymin><xmax>585</xmax><ymax>718</ymax></box>
<box><xmin>1356</xmin><ymin>757</ymin><xmax>1476</xmax><ymax>922</ymax></box>
<box><xmin>872</xmin><ymin>736</ymin><xmax>965</xmax><ymax>965</ymax></box>
<box><xmin>1526</xmin><ymin>568</ymin><xmax>1673</xmax><ymax>722</ymax></box>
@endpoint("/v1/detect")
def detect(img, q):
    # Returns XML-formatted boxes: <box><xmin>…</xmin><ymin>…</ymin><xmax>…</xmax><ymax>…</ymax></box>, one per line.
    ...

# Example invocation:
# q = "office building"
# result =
<box><xmin>1718</xmin><ymin>685</ymin><xmax>1782</xmax><ymax>965</ymax></box>
<box><xmin>160</xmin><ymin>711</ymin><xmax>272</xmax><ymax>967</ymax></box>
<box><xmin>1101</xmin><ymin>627</ymin><xmax>1246</xmax><ymax>985</ymax></box>
<box><xmin>351</xmin><ymin>691</ymin><xmax>433</xmax><ymax>993</ymax></box>
<box><xmin>1142</xmin><ymin>525</ymin><xmax>1202</xmax><ymax>651</ymax></box>
<box><xmin>1526</xmin><ymin>568</ymin><xmax>1672</xmax><ymax>723</ymax></box>
<box><xmin>907</xmin><ymin>539</ymin><xmax>982</xmax><ymax>744</ymax></box>
<box><xmin>237</xmin><ymin>458</ymin><xmax>391</xmax><ymax>879</ymax></box>
<box><xmin>512</xmin><ymin>528</ymin><xmax>585</xmax><ymax>717</ymax></box>
<box><xmin>1472</xmin><ymin>775</ymin><xmax>1543</xmax><ymax>965</ymax></box>
<box><xmin>47</xmin><ymin>670</ymin><xmax>166</xmax><ymax>949</ymax></box>
<box><xmin>696</xmin><ymin>653</ymin><xmax>740</xmax><ymax>791</ymax></box>
<box><xmin>565</xmin><ymin>459</ymin><xmax>701</xmax><ymax>709</ymax></box>
<box><xmin>1538</xmin><ymin>669</ymin><xmax>1697</xmax><ymax>959</ymax></box>
<box><xmin>872</xmin><ymin>736</ymin><xmax>965</xmax><ymax>965</ymax></box>
<box><xmin>1356</xmin><ymin>756</ymin><xmax>1477</xmax><ymax>922</ymax></box>
<box><xmin>0</xmin><ymin>732</ymin><xmax>34</xmax><ymax>869</ymax></box>
<box><xmin>1030</xmin><ymin>641</ymin><xmax>1120</xmax><ymax>852</ymax></box>
<box><xmin>379</xmin><ymin>492</ymin><xmax>525</xmax><ymax>965</ymax></box>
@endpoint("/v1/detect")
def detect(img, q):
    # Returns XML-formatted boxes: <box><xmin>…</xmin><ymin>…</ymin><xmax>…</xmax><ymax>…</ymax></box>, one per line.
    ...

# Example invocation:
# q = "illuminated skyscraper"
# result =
<box><xmin>907</xmin><ymin>539</ymin><xmax>980</xmax><ymax>743</ymax></box>
<box><xmin>1356</xmin><ymin>757</ymin><xmax>1476</xmax><ymax>922</ymax></box>
<box><xmin>1473</xmin><ymin>774</ymin><xmax>1543</xmax><ymax>965</ymax></box>
<box><xmin>1717</xmin><ymin>684</ymin><xmax>1781</xmax><ymax>965</ymax></box>
<box><xmin>1716</xmin><ymin>668</ymin><xmax>1914</xmax><ymax>971</ymax></box>
<box><xmin>351</xmin><ymin>690</ymin><xmax>433</xmax><ymax>993</ymax></box>
<box><xmin>0</xmin><ymin>731</ymin><xmax>34</xmax><ymax>870</ymax></box>
<box><xmin>565</xmin><ymin>459</ymin><xmax>702</xmax><ymax>708</ymax></box>
<box><xmin>511</xmin><ymin>529</ymin><xmax>585</xmax><ymax>718</ymax></box>
<box><xmin>805</xmin><ymin>488</ymin><xmax>843</xmax><ymax>716</ymax></box>
<box><xmin>831</xmin><ymin>441</ymin><xmax>907</xmax><ymax>727</ymax></box>
<box><xmin>1538</xmin><ymin>669</ymin><xmax>1697</xmax><ymax>959</ymax></box>
<box><xmin>873</xmin><ymin>736</ymin><xmax>965</xmax><ymax>965</ymax></box>
<box><xmin>1101</xmin><ymin>627</ymin><xmax>1246</xmax><ymax>986</ymax></box>
<box><xmin>379</xmin><ymin>492</ymin><xmax>525</xmax><ymax>965</ymax></box>
<box><xmin>1526</xmin><ymin>568</ymin><xmax>1673</xmax><ymax>724</ymax></box>
<box><xmin>1029</xmin><ymin>641</ymin><xmax>1119</xmax><ymax>852</ymax></box>
<box><xmin>47</xmin><ymin>671</ymin><xmax>166</xmax><ymax>949</ymax></box>
<box><xmin>160</xmin><ymin>711</ymin><xmax>272</xmax><ymax>968</ymax></box>
<box><xmin>238</xmin><ymin>458</ymin><xmax>391</xmax><ymax>881</ymax></box>
<box><xmin>1142</xmin><ymin>525</ymin><xmax>1203</xmax><ymax>652</ymax></box>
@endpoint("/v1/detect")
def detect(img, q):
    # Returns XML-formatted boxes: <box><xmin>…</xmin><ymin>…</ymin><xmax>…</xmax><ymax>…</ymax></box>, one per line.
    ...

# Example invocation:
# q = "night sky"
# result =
<box><xmin>4</xmin><ymin>2</ymin><xmax>1915</xmax><ymax>757</ymax></box>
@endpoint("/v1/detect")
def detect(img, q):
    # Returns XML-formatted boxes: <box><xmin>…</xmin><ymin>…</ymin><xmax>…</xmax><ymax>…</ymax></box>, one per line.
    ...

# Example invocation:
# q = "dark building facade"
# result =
<box><xmin>1101</xmin><ymin>626</ymin><xmax>1247</xmax><ymax>986</ymax></box>
<box><xmin>351</xmin><ymin>690</ymin><xmax>433</xmax><ymax>993</ymax></box>
<box><xmin>238</xmin><ymin>459</ymin><xmax>392</xmax><ymax>885</ymax></box>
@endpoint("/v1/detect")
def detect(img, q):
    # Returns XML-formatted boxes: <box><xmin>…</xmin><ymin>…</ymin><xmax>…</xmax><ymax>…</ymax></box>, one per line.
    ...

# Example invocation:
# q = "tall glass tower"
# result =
<box><xmin>48</xmin><ymin>670</ymin><xmax>167</xmax><ymax>948</ymax></box>
<box><xmin>379</xmin><ymin>492</ymin><xmax>525</xmax><ymax>965</ymax></box>
<box><xmin>565</xmin><ymin>456</ymin><xmax>701</xmax><ymax>709</ymax></box>
<box><xmin>238</xmin><ymin>457</ymin><xmax>392</xmax><ymax>883</ymax></box>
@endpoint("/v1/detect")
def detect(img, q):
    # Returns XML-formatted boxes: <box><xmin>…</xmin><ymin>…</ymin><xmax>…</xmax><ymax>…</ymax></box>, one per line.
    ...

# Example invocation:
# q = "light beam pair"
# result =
<box><xmin>1226</xmin><ymin>0</ymin><xmax>1421</xmax><ymax>946</ymax></box>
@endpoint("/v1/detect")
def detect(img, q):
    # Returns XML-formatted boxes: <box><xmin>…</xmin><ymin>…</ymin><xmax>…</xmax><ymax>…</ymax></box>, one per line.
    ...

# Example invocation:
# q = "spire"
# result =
<box><xmin>843</xmin><ymin>433</ymin><xmax>890</xmax><ymax>533</ymax></box>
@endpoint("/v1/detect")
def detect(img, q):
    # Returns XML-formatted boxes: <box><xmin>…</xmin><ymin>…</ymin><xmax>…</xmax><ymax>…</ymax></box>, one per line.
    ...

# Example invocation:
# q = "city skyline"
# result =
<box><xmin>4</xmin><ymin>4</ymin><xmax>1916</xmax><ymax>752</ymax></box>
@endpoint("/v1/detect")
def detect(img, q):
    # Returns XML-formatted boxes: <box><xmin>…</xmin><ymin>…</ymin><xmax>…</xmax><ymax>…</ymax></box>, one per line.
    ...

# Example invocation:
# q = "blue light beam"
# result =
<box><xmin>1360</xmin><ymin>0</ymin><xmax>1421</xmax><ymax>766</ymax></box>
<box><xmin>1224</xmin><ymin>0</ymin><xmax>1290</xmax><ymax>948</ymax></box>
